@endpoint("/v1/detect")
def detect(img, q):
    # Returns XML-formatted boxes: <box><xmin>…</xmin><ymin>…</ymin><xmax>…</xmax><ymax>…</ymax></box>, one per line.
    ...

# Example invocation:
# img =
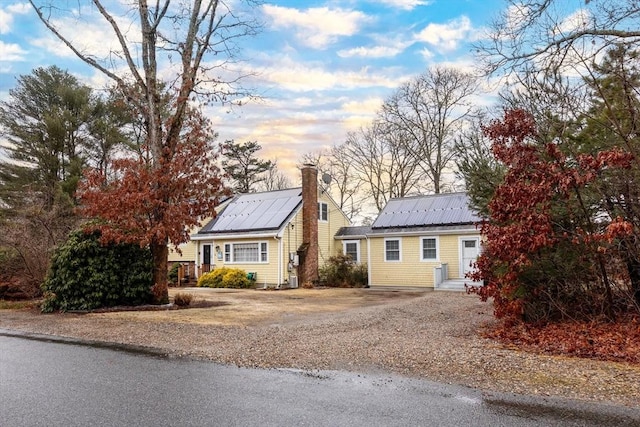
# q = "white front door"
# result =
<box><xmin>461</xmin><ymin>238</ymin><xmax>480</xmax><ymax>276</ymax></box>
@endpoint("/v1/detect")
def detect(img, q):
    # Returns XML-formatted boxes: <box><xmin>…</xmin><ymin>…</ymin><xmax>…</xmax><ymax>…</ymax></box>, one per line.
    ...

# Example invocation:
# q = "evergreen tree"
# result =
<box><xmin>221</xmin><ymin>140</ymin><xmax>273</xmax><ymax>193</ymax></box>
<box><xmin>0</xmin><ymin>66</ymin><xmax>92</xmax><ymax>210</ymax></box>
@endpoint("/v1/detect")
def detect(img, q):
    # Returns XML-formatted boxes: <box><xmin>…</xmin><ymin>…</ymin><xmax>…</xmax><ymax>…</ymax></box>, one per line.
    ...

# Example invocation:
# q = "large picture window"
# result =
<box><xmin>421</xmin><ymin>237</ymin><xmax>439</xmax><ymax>261</ymax></box>
<box><xmin>384</xmin><ymin>238</ymin><xmax>401</xmax><ymax>262</ymax></box>
<box><xmin>223</xmin><ymin>242</ymin><xmax>268</xmax><ymax>263</ymax></box>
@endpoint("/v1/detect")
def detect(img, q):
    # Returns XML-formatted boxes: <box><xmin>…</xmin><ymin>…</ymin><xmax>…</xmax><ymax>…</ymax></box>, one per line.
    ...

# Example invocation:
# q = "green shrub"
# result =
<box><xmin>197</xmin><ymin>268</ymin><xmax>227</xmax><ymax>288</ymax></box>
<box><xmin>197</xmin><ymin>267</ymin><xmax>253</xmax><ymax>288</ymax></box>
<box><xmin>41</xmin><ymin>230</ymin><xmax>153</xmax><ymax>312</ymax></box>
<box><xmin>168</xmin><ymin>263</ymin><xmax>180</xmax><ymax>285</ymax></box>
<box><xmin>173</xmin><ymin>292</ymin><xmax>193</xmax><ymax>306</ymax></box>
<box><xmin>223</xmin><ymin>268</ymin><xmax>252</xmax><ymax>288</ymax></box>
<box><xmin>319</xmin><ymin>253</ymin><xmax>368</xmax><ymax>288</ymax></box>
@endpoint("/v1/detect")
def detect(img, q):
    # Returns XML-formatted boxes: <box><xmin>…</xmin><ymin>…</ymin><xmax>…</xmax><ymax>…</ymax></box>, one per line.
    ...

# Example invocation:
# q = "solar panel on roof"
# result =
<box><xmin>372</xmin><ymin>193</ymin><xmax>479</xmax><ymax>229</ymax></box>
<box><xmin>203</xmin><ymin>188</ymin><xmax>302</xmax><ymax>233</ymax></box>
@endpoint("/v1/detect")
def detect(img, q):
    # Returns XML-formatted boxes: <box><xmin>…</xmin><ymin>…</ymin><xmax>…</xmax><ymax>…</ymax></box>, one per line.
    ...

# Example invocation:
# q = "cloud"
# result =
<box><xmin>553</xmin><ymin>8</ymin><xmax>593</xmax><ymax>36</ymax></box>
<box><xmin>262</xmin><ymin>5</ymin><xmax>371</xmax><ymax>49</ymax></box>
<box><xmin>0</xmin><ymin>2</ymin><xmax>31</xmax><ymax>34</ymax></box>
<box><xmin>0</xmin><ymin>41</ymin><xmax>26</xmax><ymax>61</ymax></box>
<box><xmin>367</xmin><ymin>0</ymin><xmax>432</xmax><ymax>11</ymax></box>
<box><xmin>7</xmin><ymin>3</ymin><xmax>30</xmax><ymax>14</ymax></box>
<box><xmin>253</xmin><ymin>56</ymin><xmax>405</xmax><ymax>92</ymax></box>
<box><xmin>341</xmin><ymin>97</ymin><xmax>383</xmax><ymax>115</ymax></box>
<box><xmin>337</xmin><ymin>43</ymin><xmax>408</xmax><ymax>59</ymax></box>
<box><xmin>414</xmin><ymin>16</ymin><xmax>473</xmax><ymax>52</ymax></box>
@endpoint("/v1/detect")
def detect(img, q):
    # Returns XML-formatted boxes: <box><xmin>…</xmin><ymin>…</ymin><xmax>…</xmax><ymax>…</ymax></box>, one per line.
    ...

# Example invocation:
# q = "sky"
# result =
<box><xmin>0</xmin><ymin>0</ymin><xmax>508</xmax><ymax>185</ymax></box>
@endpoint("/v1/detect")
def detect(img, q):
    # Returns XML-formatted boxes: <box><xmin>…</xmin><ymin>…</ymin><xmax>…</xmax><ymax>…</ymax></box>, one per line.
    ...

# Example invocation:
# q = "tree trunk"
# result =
<box><xmin>150</xmin><ymin>240</ymin><xmax>169</xmax><ymax>304</ymax></box>
<box><xmin>625</xmin><ymin>253</ymin><xmax>640</xmax><ymax>309</ymax></box>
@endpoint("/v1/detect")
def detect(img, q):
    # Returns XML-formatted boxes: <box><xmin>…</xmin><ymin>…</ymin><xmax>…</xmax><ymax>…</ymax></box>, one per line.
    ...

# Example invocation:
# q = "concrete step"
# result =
<box><xmin>435</xmin><ymin>279</ymin><xmax>483</xmax><ymax>291</ymax></box>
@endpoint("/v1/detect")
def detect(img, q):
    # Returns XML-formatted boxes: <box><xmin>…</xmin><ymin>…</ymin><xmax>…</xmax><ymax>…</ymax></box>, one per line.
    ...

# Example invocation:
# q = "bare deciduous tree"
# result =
<box><xmin>259</xmin><ymin>161</ymin><xmax>292</xmax><ymax>192</ymax></box>
<box><xmin>343</xmin><ymin>122</ymin><xmax>422</xmax><ymax>212</ymax></box>
<box><xmin>301</xmin><ymin>147</ymin><xmax>365</xmax><ymax>221</ymax></box>
<box><xmin>479</xmin><ymin>0</ymin><xmax>640</xmax><ymax>77</ymax></box>
<box><xmin>29</xmin><ymin>0</ymin><xmax>259</xmax><ymax>302</ymax></box>
<box><xmin>381</xmin><ymin>66</ymin><xmax>479</xmax><ymax>193</ymax></box>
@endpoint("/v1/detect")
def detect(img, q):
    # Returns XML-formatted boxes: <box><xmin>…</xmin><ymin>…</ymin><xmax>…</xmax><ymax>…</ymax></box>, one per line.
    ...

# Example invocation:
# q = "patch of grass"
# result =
<box><xmin>0</xmin><ymin>299</ymin><xmax>39</xmax><ymax>310</ymax></box>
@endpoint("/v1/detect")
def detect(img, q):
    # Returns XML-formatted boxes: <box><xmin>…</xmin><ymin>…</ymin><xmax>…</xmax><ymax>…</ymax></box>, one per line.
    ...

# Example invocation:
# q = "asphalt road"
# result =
<box><xmin>1</xmin><ymin>333</ymin><xmax>639</xmax><ymax>426</ymax></box>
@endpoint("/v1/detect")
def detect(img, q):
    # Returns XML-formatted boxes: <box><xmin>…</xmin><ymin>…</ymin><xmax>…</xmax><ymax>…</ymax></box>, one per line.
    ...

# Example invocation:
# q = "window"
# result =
<box><xmin>318</xmin><ymin>202</ymin><xmax>328</xmax><ymax>221</ymax></box>
<box><xmin>384</xmin><ymin>238</ymin><xmax>401</xmax><ymax>262</ymax></box>
<box><xmin>223</xmin><ymin>242</ymin><xmax>268</xmax><ymax>263</ymax></box>
<box><xmin>224</xmin><ymin>244</ymin><xmax>231</xmax><ymax>262</ymax></box>
<box><xmin>421</xmin><ymin>237</ymin><xmax>439</xmax><ymax>261</ymax></box>
<box><xmin>343</xmin><ymin>240</ymin><xmax>360</xmax><ymax>263</ymax></box>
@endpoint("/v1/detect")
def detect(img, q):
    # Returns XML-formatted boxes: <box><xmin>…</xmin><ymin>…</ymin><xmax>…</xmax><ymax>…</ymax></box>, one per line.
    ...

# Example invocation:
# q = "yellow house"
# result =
<box><xmin>168</xmin><ymin>197</ymin><xmax>234</xmax><ymax>280</ymax></box>
<box><xmin>189</xmin><ymin>165</ymin><xmax>350</xmax><ymax>287</ymax></box>
<box><xmin>336</xmin><ymin>193</ymin><xmax>481</xmax><ymax>290</ymax></box>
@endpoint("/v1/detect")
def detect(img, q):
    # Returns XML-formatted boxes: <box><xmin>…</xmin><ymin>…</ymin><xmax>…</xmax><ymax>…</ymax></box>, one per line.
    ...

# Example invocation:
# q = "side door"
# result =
<box><xmin>461</xmin><ymin>238</ymin><xmax>480</xmax><ymax>276</ymax></box>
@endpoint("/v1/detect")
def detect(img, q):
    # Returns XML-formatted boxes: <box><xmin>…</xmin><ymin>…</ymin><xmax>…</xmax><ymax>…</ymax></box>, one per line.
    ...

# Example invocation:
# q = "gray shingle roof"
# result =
<box><xmin>335</xmin><ymin>225</ymin><xmax>372</xmax><ymax>238</ymax></box>
<box><xmin>371</xmin><ymin>193</ymin><xmax>479</xmax><ymax>229</ymax></box>
<box><xmin>199</xmin><ymin>188</ymin><xmax>302</xmax><ymax>234</ymax></box>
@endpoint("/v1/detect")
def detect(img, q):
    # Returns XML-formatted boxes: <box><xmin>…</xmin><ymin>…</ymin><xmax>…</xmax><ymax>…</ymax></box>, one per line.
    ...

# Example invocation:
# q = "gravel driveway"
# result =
<box><xmin>1</xmin><ymin>290</ymin><xmax>639</xmax><ymax>407</ymax></box>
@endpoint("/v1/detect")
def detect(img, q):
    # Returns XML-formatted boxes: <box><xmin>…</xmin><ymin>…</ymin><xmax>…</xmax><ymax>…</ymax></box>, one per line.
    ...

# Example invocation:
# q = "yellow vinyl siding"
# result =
<box><xmin>318</xmin><ymin>192</ymin><xmax>350</xmax><ymax>263</ymax></box>
<box><xmin>282</xmin><ymin>210</ymin><xmax>304</xmax><ymax>283</ymax></box>
<box><xmin>369</xmin><ymin>237</ymin><xmax>431</xmax><ymax>287</ymax></box>
<box><xmin>213</xmin><ymin>237</ymin><xmax>280</xmax><ymax>285</ymax></box>
<box><xmin>168</xmin><ymin>218</ymin><xmax>213</xmax><ymax>262</ymax></box>
<box><xmin>439</xmin><ymin>235</ymin><xmax>461</xmax><ymax>279</ymax></box>
<box><xmin>168</xmin><ymin>241</ymin><xmax>197</xmax><ymax>263</ymax></box>
<box><xmin>368</xmin><ymin>232</ymin><xmax>478</xmax><ymax>288</ymax></box>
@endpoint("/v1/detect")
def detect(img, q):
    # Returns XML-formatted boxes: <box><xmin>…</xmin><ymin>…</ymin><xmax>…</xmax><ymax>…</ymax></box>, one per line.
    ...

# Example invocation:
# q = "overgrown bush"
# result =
<box><xmin>41</xmin><ymin>230</ymin><xmax>153</xmax><ymax>312</ymax></box>
<box><xmin>0</xmin><ymin>191</ymin><xmax>77</xmax><ymax>299</ymax></box>
<box><xmin>173</xmin><ymin>292</ymin><xmax>193</xmax><ymax>306</ymax></box>
<box><xmin>197</xmin><ymin>267</ymin><xmax>253</xmax><ymax>289</ymax></box>
<box><xmin>319</xmin><ymin>254</ymin><xmax>368</xmax><ymax>288</ymax></box>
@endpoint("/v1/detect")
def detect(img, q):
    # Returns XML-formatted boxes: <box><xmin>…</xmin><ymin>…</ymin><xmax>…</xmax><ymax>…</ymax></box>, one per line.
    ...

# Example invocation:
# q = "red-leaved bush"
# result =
<box><xmin>468</xmin><ymin>109</ymin><xmax>637</xmax><ymax>323</ymax></box>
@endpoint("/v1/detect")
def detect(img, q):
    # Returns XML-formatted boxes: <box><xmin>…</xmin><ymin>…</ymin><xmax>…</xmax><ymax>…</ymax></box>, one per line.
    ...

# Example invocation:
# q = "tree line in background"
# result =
<box><xmin>1</xmin><ymin>0</ymin><xmax>639</xmax><ymax>328</ymax></box>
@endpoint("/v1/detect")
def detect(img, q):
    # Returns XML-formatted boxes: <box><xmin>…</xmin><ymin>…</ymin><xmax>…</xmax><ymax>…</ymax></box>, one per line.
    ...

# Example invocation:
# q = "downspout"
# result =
<box><xmin>367</xmin><ymin>235</ymin><xmax>371</xmax><ymax>288</ymax></box>
<box><xmin>276</xmin><ymin>235</ymin><xmax>282</xmax><ymax>287</ymax></box>
<box><xmin>195</xmin><ymin>240</ymin><xmax>200</xmax><ymax>279</ymax></box>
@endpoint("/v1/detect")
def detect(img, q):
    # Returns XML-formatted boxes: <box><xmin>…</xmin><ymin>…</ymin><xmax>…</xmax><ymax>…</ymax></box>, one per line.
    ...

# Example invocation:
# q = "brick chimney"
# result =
<box><xmin>299</xmin><ymin>163</ymin><xmax>319</xmax><ymax>285</ymax></box>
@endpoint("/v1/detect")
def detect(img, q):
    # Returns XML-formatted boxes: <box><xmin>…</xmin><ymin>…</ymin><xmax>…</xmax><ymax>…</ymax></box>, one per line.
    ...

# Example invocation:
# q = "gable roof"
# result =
<box><xmin>196</xmin><ymin>188</ymin><xmax>302</xmax><ymax>236</ymax></box>
<box><xmin>371</xmin><ymin>192</ymin><xmax>479</xmax><ymax>230</ymax></box>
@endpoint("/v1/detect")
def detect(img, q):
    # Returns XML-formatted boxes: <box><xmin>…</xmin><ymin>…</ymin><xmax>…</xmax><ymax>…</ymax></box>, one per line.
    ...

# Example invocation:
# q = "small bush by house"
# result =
<box><xmin>173</xmin><ymin>292</ymin><xmax>193</xmax><ymax>306</ymax></box>
<box><xmin>319</xmin><ymin>253</ymin><xmax>368</xmax><ymax>288</ymax></box>
<box><xmin>168</xmin><ymin>262</ymin><xmax>182</xmax><ymax>286</ymax></box>
<box><xmin>197</xmin><ymin>267</ymin><xmax>253</xmax><ymax>289</ymax></box>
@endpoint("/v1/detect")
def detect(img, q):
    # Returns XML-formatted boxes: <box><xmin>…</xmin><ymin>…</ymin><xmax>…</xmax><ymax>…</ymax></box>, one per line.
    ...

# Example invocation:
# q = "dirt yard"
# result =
<box><xmin>104</xmin><ymin>287</ymin><xmax>428</xmax><ymax>326</ymax></box>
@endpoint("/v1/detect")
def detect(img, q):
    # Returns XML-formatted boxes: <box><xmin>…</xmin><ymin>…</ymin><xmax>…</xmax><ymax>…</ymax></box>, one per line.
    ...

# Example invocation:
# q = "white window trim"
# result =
<box><xmin>318</xmin><ymin>202</ymin><xmax>328</xmax><ymax>222</ymax></box>
<box><xmin>384</xmin><ymin>237</ymin><xmax>402</xmax><ymax>262</ymax></box>
<box><xmin>342</xmin><ymin>240</ymin><xmax>361</xmax><ymax>264</ymax></box>
<box><xmin>420</xmin><ymin>236</ymin><xmax>440</xmax><ymax>262</ymax></box>
<box><xmin>223</xmin><ymin>241</ymin><xmax>269</xmax><ymax>264</ymax></box>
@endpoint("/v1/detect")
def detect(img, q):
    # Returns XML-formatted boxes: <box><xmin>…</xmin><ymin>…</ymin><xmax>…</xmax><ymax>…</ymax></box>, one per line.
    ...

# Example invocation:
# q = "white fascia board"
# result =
<box><xmin>191</xmin><ymin>232</ymin><xmax>279</xmax><ymax>240</ymax></box>
<box><xmin>366</xmin><ymin>227</ymin><xmax>479</xmax><ymax>238</ymax></box>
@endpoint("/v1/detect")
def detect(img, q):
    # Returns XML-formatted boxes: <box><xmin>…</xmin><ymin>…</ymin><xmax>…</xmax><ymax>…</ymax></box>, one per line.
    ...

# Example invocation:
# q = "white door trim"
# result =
<box><xmin>459</xmin><ymin>236</ymin><xmax>480</xmax><ymax>278</ymax></box>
